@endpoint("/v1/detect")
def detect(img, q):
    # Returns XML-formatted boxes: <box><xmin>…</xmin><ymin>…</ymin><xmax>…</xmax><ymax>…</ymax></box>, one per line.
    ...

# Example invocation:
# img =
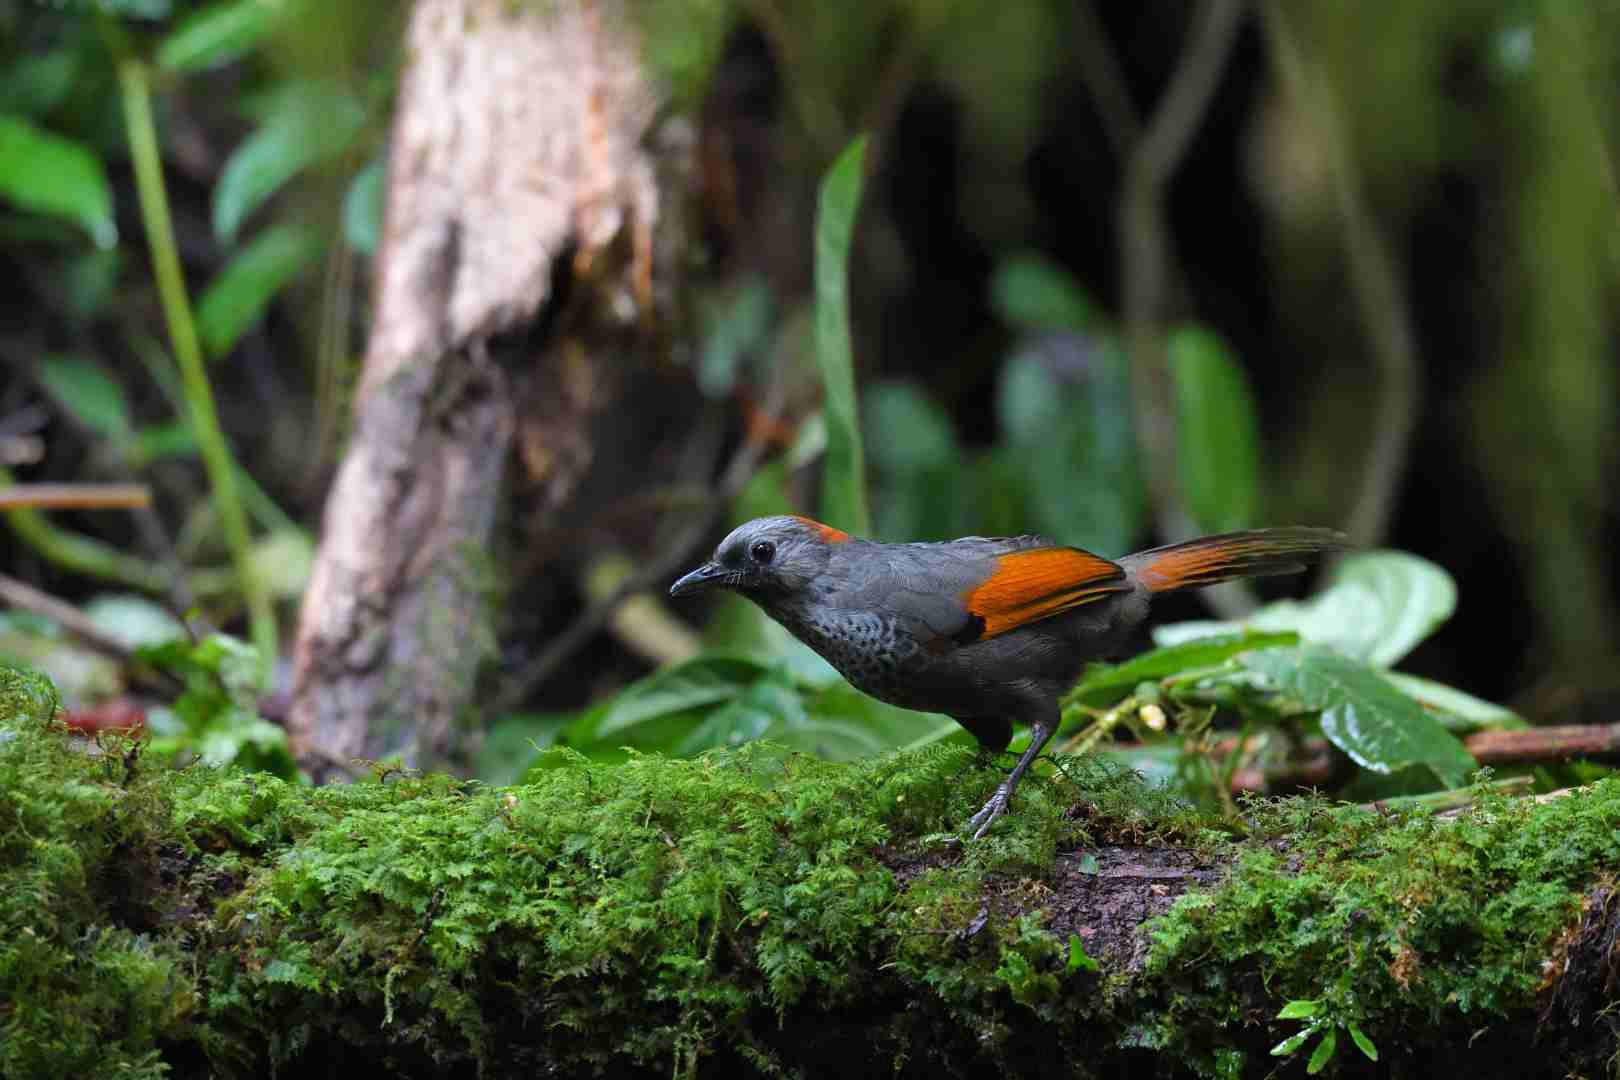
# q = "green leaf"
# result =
<box><xmin>83</xmin><ymin>594</ymin><xmax>185</xmax><ymax>649</ymax></box>
<box><xmin>1168</xmin><ymin>326</ymin><xmax>1259</xmax><ymax>533</ymax></box>
<box><xmin>1076</xmin><ymin>852</ymin><xmax>1100</xmax><ymax>875</ymax></box>
<box><xmin>37</xmin><ymin>353</ymin><xmax>131</xmax><ymax>435</ymax></box>
<box><xmin>213</xmin><ymin>82</ymin><xmax>365</xmax><ymax>242</ymax></box>
<box><xmin>996</xmin><ymin>352</ymin><xmax>1063</xmax><ymax>442</ymax></box>
<box><xmin>1155</xmin><ymin>550</ymin><xmax>1456</xmax><ymax>667</ymax></box>
<box><xmin>1276</xmin><ymin>999</ymin><xmax>1320</xmax><ymax>1020</ymax></box>
<box><xmin>0</xmin><ymin>51</ymin><xmax>80</xmax><ymax>116</ymax></box>
<box><xmin>1243</xmin><ymin>645</ymin><xmax>1476</xmax><ymax>787</ymax></box>
<box><xmin>197</xmin><ymin>223</ymin><xmax>321</xmax><ymax>356</ymax></box>
<box><xmin>1066</xmin><ymin>631</ymin><xmax>1298</xmax><ymax>707</ymax></box>
<box><xmin>593</xmin><ymin>657</ymin><xmax>771</xmax><ymax>738</ymax></box>
<box><xmin>676</xmin><ymin>673</ymin><xmax>803</xmax><ymax>755</ymax></box>
<box><xmin>0</xmin><ymin>114</ymin><xmax>115</xmax><ymax>246</ymax></box>
<box><xmin>1270</xmin><ymin>1020</ymin><xmax>1323</xmax><ymax>1057</ymax></box>
<box><xmin>990</xmin><ymin>252</ymin><xmax>1099</xmax><ymax>331</ymax></box>
<box><xmin>158</xmin><ymin>0</ymin><xmax>281</xmax><ymax>74</ymax></box>
<box><xmin>814</xmin><ymin>135</ymin><xmax>870</xmax><ymax>536</ymax></box>
<box><xmin>865</xmin><ymin>381</ymin><xmax>958</xmax><ymax>472</ymax></box>
<box><xmin>342</xmin><ymin>158</ymin><xmax>386</xmax><ymax>255</ymax></box>
<box><xmin>998</xmin><ymin>338</ymin><xmax>1144</xmax><ymax>554</ymax></box>
<box><xmin>1346</xmin><ymin>1021</ymin><xmax>1378</xmax><ymax>1062</ymax></box>
<box><xmin>1066</xmin><ymin>933</ymin><xmax>1099</xmax><ymax>973</ymax></box>
<box><xmin>1306</xmin><ymin>1028</ymin><xmax>1338</xmax><ymax>1074</ymax></box>
<box><xmin>1330</xmin><ymin>550</ymin><xmax>1456</xmax><ymax>666</ymax></box>
<box><xmin>1382</xmin><ymin>673</ymin><xmax>1527</xmax><ymax>732</ymax></box>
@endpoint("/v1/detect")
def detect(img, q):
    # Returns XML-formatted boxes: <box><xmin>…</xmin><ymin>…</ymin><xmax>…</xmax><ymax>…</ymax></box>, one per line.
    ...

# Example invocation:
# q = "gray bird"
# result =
<box><xmin>671</xmin><ymin>516</ymin><xmax>1344</xmax><ymax>837</ymax></box>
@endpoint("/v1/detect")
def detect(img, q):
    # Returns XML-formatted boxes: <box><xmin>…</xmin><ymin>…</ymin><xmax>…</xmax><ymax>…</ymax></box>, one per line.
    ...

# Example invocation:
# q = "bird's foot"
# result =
<box><xmin>964</xmin><ymin>782</ymin><xmax>1013</xmax><ymax>840</ymax></box>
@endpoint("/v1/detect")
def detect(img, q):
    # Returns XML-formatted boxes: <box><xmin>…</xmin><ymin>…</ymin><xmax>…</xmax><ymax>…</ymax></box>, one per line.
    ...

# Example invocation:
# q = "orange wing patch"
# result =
<box><xmin>793</xmin><ymin>516</ymin><xmax>851</xmax><ymax>543</ymax></box>
<box><xmin>964</xmin><ymin>548</ymin><xmax>1128</xmax><ymax>639</ymax></box>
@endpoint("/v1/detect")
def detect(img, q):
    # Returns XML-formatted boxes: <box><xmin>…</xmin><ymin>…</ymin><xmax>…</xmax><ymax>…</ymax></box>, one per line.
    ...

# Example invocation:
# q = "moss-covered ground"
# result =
<box><xmin>3</xmin><ymin>665</ymin><xmax>1619</xmax><ymax>1078</ymax></box>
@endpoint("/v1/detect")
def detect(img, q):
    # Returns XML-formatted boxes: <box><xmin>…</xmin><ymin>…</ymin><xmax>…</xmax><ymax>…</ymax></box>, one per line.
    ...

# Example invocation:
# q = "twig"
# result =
<box><xmin>1072</xmin><ymin>0</ymin><xmax>1142</xmax><ymax>160</ymax></box>
<box><xmin>1466</xmin><ymin>724</ymin><xmax>1620</xmax><ymax>766</ymax></box>
<box><xmin>0</xmin><ymin>484</ymin><xmax>152</xmax><ymax>510</ymax></box>
<box><xmin>1260</xmin><ymin>1</ymin><xmax>1418</xmax><ymax>548</ymax></box>
<box><xmin>1118</xmin><ymin>0</ymin><xmax>1246</xmax><ymax>602</ymax></box>
<box><xmin>0</xmin><ymin>572</ymin><xmax>183</xmax><ymax>694</ymax></box>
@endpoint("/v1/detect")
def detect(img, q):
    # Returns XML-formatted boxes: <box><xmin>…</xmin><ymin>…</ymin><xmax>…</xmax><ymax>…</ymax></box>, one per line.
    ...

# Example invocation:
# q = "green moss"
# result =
<box><xmin>5</xmin><ymin>665</ymin><xmax>1619</xmax><ymax>1077</ymax></box>
<box><xmin>0</xmin><ymin>667</ymin><xmax>192</xmax><ymax>1079</ymax></box>
<box><xmin>1143</xmin><ymin>783</ymin><xmax>1620</xmax><ymax>1072</ymax></box>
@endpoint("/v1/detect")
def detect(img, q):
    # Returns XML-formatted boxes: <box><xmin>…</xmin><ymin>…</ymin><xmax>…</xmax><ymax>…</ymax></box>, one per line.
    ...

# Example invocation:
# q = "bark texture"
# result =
<box><xmin>288</xmin><ymin>0</ymin><xmax>670</xmax><ymax>774</ymax></box>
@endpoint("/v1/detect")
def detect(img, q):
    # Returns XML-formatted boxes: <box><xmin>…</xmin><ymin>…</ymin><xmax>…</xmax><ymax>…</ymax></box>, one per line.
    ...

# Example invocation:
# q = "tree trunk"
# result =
<box><xmin>287</xmin><ymin>0</ymin><xmax>672</xmax><ymax>776</ymax></box>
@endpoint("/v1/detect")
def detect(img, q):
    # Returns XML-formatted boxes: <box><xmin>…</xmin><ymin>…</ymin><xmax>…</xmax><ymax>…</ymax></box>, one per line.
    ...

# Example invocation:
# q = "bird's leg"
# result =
<box><xmin>965</xmin><ymin>715</ymin><xmax>1056</xmax><ymax>840</ymax></box>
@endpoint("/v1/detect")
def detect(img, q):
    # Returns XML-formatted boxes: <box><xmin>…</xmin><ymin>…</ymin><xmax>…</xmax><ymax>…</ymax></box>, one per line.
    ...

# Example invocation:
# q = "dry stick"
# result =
<box><xmin>0</xmin><ymin>484</ymin><xmax>153</xmax><ymax>510</ymax></box>
<box><xmin>1117</xmin><ymin>0</ymin><xmax>1249</xmax><ymax>613</ymax></box>
<box><xmin>1225</xmin><ymin>723</ymin><xmax>1620</xmax><ymax>793</ymax></box>
<box><xmin>1260</xmin><ymin>2</ymin><xmax>1418</xmax><ymax>548</ymax></box>
<box><xmin>0</xmin><ymin>572</ymin><xmax>183</xmax><ymax>694</ymax></box>
<box><xmin>1072</xmin><ymin>0</ymin><xmax>1143</xmax><ymax>159</ymax></box>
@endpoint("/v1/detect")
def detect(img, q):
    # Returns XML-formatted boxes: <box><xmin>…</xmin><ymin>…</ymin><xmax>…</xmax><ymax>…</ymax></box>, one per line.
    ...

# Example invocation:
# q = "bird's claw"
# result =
<box><xmin>964</xmin><ymin>783</ymin><xmax>1012</xmax><ymax>840</ymax></box>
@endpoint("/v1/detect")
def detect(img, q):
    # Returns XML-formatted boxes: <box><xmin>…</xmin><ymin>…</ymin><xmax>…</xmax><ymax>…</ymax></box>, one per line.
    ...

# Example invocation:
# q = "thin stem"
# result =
<box><xmin>118</xmin><ymin>59</ymin><xmax>276</xmax><ymax>675</ymax></box>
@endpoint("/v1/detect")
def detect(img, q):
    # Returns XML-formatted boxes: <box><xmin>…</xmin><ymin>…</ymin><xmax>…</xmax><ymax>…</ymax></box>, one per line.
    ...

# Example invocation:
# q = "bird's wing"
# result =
<box><xmin>959</xmin><ymin>546</ymin><xmax>1130</xmax><ymax>641</ymax></box>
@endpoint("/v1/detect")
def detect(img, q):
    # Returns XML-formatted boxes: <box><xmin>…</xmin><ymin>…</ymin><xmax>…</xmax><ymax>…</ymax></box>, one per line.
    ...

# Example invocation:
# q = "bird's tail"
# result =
<box><xmin>1123</xmin><ymin>527</ymin><xmax>1347</xmax><ymax>595</ymax></box>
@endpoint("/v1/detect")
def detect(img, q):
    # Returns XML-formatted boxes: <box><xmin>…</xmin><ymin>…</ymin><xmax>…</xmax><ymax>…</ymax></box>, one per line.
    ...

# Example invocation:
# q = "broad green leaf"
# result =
<box><xmin>197</xmin><ymin>223</ymin><xmax>321</xmax><ymax>356</ymax></box>
<box><xmin>1168</xmin><ymin>326</ymin><xmax>1259</xmax><ymax>533</ymax></box>
<box><xmin>37</xmin><ymin>353</ymin><xmax>131</xmax><ymax>435</ymax></box>
<box><xmin>1270</xmin><ymin>1019</ymin><xmax>1323</xmax><ymax>1057</ymax></box>
<box><xmin>1346</xmin><ymin>1021</ymin><xmax>1378</xmax><ymax>1062</ymax></box>
<box><xmin>213</xmin><ymin>82</ymin><xmax>365</xmax><ymax>242</ymax></box>
<box><xmin>0</xmin><ymin>114</ymin><xmax>115</xmax><ymax>246</ymax></box>
<box><xmin>764</xmin><ymin>717</ymin><xmax>887</xmax><ymax>759</ymax></box>
<box><xmin>479</xmin><ymin>712</ymin><xmax>570</xmax><ymax>783</ymax></box>
<box><xmin>813</xmin><ymin>135</ymin><xmax>870</xmax><ymax>536</ymax></box>
<box><xmin>1243</xmin><ymin>646</ymin><xmax>1476</xmax><ymax>787</ymax></box>
<box><xmin>132</xmin><ymin>421</ymin><xmax>200</xmax><ymax>463</ymax></box>
<box><xmin>990</xmin><ymin>252</ymin><xmax>1099</xmax><ymax>331</ymax></box>
<box><xmin>1382</xmin><ymin>673</ymin><xmax>1526</xmax><ymax>732</ymax></box>
<box><xmin>804</xmin><ymin>681</ymin><xmax>954</xmax><ymax>751</ymax></box>
<box><xmin>1306</xmin><ymin>1028</ymin><xmax>1337</xmax><ymax>1074</ymax></box>
<box><xmin>249</xmin><ymin>528</ymin><xmax>314</xmax><ymax>598</ymax></box>
<box><xmin>676</xmin><ymin>673</ymin><xmax>802</xmax><ymax>755</ymax></box>
<box><xmin>695</xmin><ymin>274</ymin><xmax>773</xmax><ymax>397</ymax></box>
<box><xmin>158</xmin><ymin>0</ymin><xmax>281</xmax><ymax>74</ymax></box>
<box><xmin>594</xmin><ymin>657</ymin><xmax>770</xmax><ymax>737</ymax></box>
<box><xmin>1330</xmin><ymin>550</ymin><xmax>1456</xmax><ymax>665</ymax></box>
<box><xmin>1065</xmin><ymin>631</ymin><xmax>1299</xmax><ymax>707</ymax></box>
<box><xmin>51</xmin><ymin>248</ymin><xmax>122</xmax><ymax>325</ymax></box>
<box><xmin>1276</xmin><ymin>999</ymin><xmax>1320</xmax><ymax>1020</ymax></box>
<box><xmin>865</xmin><ymin>381</ymin><xmax>958</xmax><ymax>472</ymax></box>
<box><xmin>83</xmin><ymin>594</ymin><xmax>185</xmax><ymax>649</ymax></box>
<box><xmin>996</xmin><ymin>353</ymin><xmax>1063</xmax><ymax>442</ymax></box>
<box><xmin>0</xmin><ymin>51</ymin><xmax>79</xmax><ymax>116</ymax></box>
<box><xmin>1002</xmin><ymin>338</ymin><xmax>1144</xmax><ymax>554</ymax></box>
<box><xmin>342</xmin><ymin>157</ymin><xmax>386</xmax><ymax>255</ymax></box>
<box><xmin>1154</xmin><ymin>550</ymin><xmax>1457</xmax><ymax>667</ymax></box>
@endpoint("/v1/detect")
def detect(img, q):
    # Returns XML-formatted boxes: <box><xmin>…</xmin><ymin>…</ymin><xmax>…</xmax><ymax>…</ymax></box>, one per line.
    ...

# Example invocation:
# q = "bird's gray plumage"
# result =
<box><xmin>671</xmin><ymin>514</ymin><xmax>1345</xmax><ymax>837</ymax></box>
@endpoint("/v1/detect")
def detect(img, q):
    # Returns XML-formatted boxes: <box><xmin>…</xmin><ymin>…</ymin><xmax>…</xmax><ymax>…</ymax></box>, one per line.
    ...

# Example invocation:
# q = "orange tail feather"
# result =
<box><xmin>1126</xmin><ymin>527</ymin><xmax>1347</xmax><ymax>595</ymax></box>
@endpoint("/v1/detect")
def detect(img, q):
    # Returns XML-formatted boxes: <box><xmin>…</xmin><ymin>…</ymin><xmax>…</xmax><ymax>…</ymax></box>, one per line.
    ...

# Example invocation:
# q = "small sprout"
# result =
<box><xmin>1066</xmin><ymin>933</ymin><xmax>1099</xmax><ymax>973</ymax></box>
<box><xmin>1139</xmin><ymin>703</ymin><xmax>1167</xmax><ymax>731</ymax></box>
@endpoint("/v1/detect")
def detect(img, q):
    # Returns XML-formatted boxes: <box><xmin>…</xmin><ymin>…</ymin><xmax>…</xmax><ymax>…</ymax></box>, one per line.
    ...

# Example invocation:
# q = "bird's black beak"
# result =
<box><xmin>670</xmin><ymin>561</ymin><xmax>728</xmax><ymax>598</ymax></box>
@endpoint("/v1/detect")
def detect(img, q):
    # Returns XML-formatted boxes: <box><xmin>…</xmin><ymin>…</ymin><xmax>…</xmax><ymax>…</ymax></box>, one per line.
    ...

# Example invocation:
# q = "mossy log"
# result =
<box><xmin>3</xmin><ymin>667</ymin><xmax>1618</xmax><ymax>1079</ymax></box>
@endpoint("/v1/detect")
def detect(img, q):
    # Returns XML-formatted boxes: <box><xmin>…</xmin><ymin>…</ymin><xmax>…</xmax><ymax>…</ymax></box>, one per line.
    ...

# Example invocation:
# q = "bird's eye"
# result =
<box><xmin>749</xmin><ymin>540</ymin><xmax>776</xmax><ymax>565</ymax></box>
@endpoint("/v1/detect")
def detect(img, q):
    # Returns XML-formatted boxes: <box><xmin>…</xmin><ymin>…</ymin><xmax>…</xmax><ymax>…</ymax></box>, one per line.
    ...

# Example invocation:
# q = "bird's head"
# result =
<box><xmin>669</xmin><ymin>515</ymin><xmax>850</xmax><ymax>600</ymax></box>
